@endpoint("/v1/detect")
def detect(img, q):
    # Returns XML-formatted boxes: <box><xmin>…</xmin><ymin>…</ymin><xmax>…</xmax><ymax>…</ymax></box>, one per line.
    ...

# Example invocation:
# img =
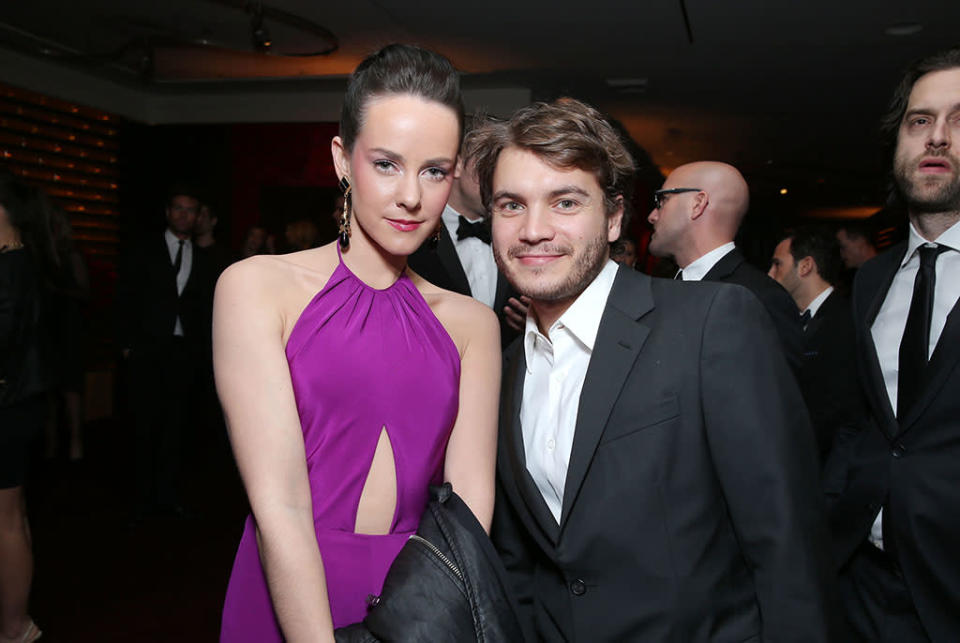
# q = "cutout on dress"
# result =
<box><xmin>354</xmin><ymin>426</ymin><xmax>397</xmax><ymax>535</ymax></box>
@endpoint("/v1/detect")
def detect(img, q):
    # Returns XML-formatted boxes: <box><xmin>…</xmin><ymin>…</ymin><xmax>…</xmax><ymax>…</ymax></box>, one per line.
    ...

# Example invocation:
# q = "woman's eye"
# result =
<box><xmin>374</xmin><ymin>160</ymin><xmax>396</xmax><ymax>172</ymax></box>
<box><xmin>424</xmin><ymin>167</ymin><xmax>449</xmax><ymax>180</ymax></box>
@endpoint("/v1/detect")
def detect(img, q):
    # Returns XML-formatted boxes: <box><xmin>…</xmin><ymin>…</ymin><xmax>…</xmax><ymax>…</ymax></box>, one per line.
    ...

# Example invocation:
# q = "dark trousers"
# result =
<box><xmin>130</xmin><ymin>337</ymin><xmax>198</xmax><ymax>511</ymax></box>
<box><xmin>840</xmin><ymin>543</ymin><xmax>930</xmax><ymax>642</ymax></box>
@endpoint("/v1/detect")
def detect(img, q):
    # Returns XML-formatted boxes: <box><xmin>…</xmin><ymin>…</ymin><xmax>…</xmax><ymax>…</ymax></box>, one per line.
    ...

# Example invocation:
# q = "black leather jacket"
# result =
<box><xmin>336</xmin><ymin>484</ymin><xmax>525</xmax><ymax>643</ymax></box>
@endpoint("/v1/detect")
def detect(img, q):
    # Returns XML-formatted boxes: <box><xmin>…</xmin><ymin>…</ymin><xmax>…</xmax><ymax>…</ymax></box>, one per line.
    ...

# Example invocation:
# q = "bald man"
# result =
<box><xmin>648</xmin><ymin>161</ymin><xmax>803</xmax><ymax>371</ymax></box>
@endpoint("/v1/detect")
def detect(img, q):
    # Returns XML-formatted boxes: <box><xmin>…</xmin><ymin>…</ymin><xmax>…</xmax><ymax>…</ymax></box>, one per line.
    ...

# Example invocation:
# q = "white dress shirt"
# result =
<box><xmin>677</xmin><ymin>242</ymin><xmax>736</xmax><ymax>281</ymax></box>
<box><xmin>868</xmin><ymin>219</ymin><xmax>960</xmax><ymax>548</ymax></box>
<box><xmin>521</xmin><ymin>260</ymin><xmax>619</xmax><ymax>523</ymax></box>
<box><xmin>164</xmin><ymin>228</ymin><xmax>192</xmax><ymax>337</ymax></box>
<box><xmin>441</xmin><ymin>205</ymin><xmax>497</xmax><ymax>308</ymax></box>
<box><xmin>804</xmin><ymin>286</ymin><xmax>834</xmax><ymax>319</ymax></box>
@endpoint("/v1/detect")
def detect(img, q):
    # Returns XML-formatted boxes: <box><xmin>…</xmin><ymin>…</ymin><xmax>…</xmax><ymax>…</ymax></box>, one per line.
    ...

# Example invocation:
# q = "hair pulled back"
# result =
<box><xmin>340</xmin><ymin>44</ymin><xmax>464</xmax><ymax>152</ymax></box>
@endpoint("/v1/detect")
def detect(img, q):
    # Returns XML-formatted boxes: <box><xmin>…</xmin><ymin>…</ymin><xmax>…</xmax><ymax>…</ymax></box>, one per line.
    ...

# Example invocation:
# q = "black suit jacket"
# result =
<box><xmin>492</xmin><ymin>267</ymin><xmax>838</xmax><ymax>642</ymax></box>
<box><xmin>116</xmin><ymin>232</ymin><xmax>216</xmax><ymax>350</ymax></box>
<box><xmin>797</xmin><ymin>290</ymin><xmax>867</xmax><ymax>461</ymax></box>
<box><xmin>408</xmin><ymin>222</ymin><xmax>518</xmax><ymax>347</ymax></box>
<box><xmin>825</xmin><ymin>242</ymin><xmax>960</xmax><ymax>642</ymax></box>
<box><xmin>703</xmin><ymin>247</ymin><xmax>804</xmax><ymax>373</ymax></box>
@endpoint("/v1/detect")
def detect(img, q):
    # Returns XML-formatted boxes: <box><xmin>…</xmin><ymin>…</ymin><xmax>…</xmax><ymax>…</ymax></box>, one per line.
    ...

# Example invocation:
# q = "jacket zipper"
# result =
<box><xmin>409</xmin><ymin>534</ymin><xmax>464</xmax><ymax>583</ymax></box>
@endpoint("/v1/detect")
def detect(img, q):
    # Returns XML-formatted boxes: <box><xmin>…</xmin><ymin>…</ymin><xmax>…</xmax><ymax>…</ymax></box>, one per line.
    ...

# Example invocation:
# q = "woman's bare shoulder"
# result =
<box><xmin>217</xmin><ymin>246</ymin><xmax>339</xmax><ymax>310</ymax></box>
<box><xmin>414</xmin><ymin>277</ymin><xmax>499</xmax><ymax>353</ymax></box>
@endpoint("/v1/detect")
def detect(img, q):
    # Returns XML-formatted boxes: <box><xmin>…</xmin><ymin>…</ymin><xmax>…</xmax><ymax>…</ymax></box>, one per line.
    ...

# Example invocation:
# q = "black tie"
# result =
<box><xmin>456</xmin><ymin>216</ymin><xmax>491</xmax><ymax>244</ymax></box>
<box><xmin>897</xmin><ymin>244</ymin><xmax>949</xmax><ymax>420</ymax></box>
<box><xmin>173</xmin><ymin>239</ymin><xmax>184</xmax><ymax>275</ymax></box>
<box><xmin>799</xmin><ymin>309</ymin><xmax>812</xmax><ymax>331</ymax></box>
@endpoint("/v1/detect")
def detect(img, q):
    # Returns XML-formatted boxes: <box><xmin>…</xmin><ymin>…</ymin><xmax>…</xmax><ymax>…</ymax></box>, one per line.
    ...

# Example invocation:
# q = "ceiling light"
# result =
<box><xmin>884</xmin><ymin>23</ymin><xmax>923</xmax><ymax>37</ymax></box>
<box><xmin>779</xmin><ymin>188</ymin><xmax>788</xmax><ymax>195</ymax></box>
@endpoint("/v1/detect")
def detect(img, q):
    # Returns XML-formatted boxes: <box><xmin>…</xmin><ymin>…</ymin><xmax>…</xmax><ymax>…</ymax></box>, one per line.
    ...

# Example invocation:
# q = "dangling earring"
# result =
<box><xmin>431</xmin><ymin>224</ymin><xmax>442</xmax><ymax>246</ymax></box>
<box><xmin>338</xmin><ymin>176</ymin><xmax>352</xmax><ymax>250</ymax></box>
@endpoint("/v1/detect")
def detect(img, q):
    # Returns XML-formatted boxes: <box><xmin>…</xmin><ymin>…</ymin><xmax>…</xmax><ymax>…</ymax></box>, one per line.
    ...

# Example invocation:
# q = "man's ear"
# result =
<box><xmin>690</xmin><ymin>191</ymin><xmax>709</xmax><ymax>220</ymax></box>
<box><xmin>607</xmin><ymin>195</ymin><xmax>625</xmax><ymax>242</ymax></box>
<box><xmin>453</xmin><ymin>156</ymin><xmax>465</xmax><ymax>180</ymax></box>
<box><xmin>797</xmin><ymin>256</ymin><xmax>815</xmax><ymax>277</ymax></box>
<box><xmin>331</xmin><ymin>136</ymin><xmax>350</xmax><ymax>183</ymax></box>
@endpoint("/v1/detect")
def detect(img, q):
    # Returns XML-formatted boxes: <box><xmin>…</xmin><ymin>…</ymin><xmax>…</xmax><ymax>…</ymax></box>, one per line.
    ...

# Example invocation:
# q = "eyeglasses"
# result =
<box><xmin>653</xmin><ymin>187</ymin><xmax>702</xmax><ymax>210</ymax></box>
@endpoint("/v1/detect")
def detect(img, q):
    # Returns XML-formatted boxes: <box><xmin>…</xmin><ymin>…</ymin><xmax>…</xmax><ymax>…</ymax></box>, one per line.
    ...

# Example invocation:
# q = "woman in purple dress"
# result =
<box><xmin>216</xmin><ymin>45</ymin><xmax>501</xmax><ymax>642</ymax></box>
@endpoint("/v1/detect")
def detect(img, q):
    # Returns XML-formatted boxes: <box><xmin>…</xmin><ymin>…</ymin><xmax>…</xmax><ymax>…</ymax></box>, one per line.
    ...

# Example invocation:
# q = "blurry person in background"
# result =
<box><xmin>284</xmin><ymin>218</ymin><xmax>320</xmax><ymax>252</ymax></box>
<box><xmin>239</xmin><ymin>225</ymin><xmax>274</xmax><ymax>260</ymax></box>
<box><xmin>195</xmin><ymin>203</ymin><xmax>233</xmax><ymax>277</ymax></box>
<box><xmin>836</xmin><ymin>221</ymin><xmax>878</xmax><ymax>269</ymax></box>
<box><xmin>43</xmin><ymin>200</ymin><xmax>90</xmax><ymax>462</ymax></box>
<box><xmin>117</xmin><ymin>184</ymin><xmax>218</xmax><ymax>520</ymax></box>
<box><xmin>0</xmin><ymin>173</ymin><xmax>55</xmax><ymax>643</ymax></box>
<box><xmin>610</xmin><ymin>237</ymin><xmax>637</xmax><ymax>268</ymax></box>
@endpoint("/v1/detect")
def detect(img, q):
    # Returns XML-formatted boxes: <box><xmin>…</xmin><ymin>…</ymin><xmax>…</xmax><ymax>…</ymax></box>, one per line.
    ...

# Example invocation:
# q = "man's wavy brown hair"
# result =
<box><xmin>466</xmin><ymin>98</ymin><xmax>636</xmax><ymax>220</ymax></box>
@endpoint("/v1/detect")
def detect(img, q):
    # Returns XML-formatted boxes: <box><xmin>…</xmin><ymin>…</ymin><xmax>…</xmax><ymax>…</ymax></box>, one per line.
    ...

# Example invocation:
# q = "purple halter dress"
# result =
<box><xmin>220</xmin><ymin>247</ymin><xmax>460</xmax><ymax>641</ymax></box>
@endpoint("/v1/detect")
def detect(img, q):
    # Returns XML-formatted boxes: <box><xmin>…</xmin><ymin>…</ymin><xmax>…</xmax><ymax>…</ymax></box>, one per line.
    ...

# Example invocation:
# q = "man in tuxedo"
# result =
<box><xmin>646</xmin><ymin>161</ymin><xmax>804</xmax><ymax>372</ymax></box>
<box><xmin>408</xmin><ymin>118</ymin><xmax>518</xmax><ymax>346</ymax></box>
<box><xmin>472</xmin><ymin>98</ymin><xmax>838</xmax><ymax>642</ymax></box>
<box><xmin>768</xmin><ymin>226</ymin><xmax>864</xmax><ymax>462</ymax></box>
<box><xmin>117</xmin><ymin>185</ymin><xmax>216</xmax><ymax>517</ymax></box>
<box><xmin>826</xmin><ymin>47</ymin><xmax>960</xmax><ymax>642</ymax></box>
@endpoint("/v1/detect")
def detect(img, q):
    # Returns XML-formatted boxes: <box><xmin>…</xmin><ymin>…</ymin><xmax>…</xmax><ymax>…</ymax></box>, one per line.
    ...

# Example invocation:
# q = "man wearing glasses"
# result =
<box><xmin>647</xmin><ymin>161</ymin><xmax>803</xmax><ymax>372</ymax></box>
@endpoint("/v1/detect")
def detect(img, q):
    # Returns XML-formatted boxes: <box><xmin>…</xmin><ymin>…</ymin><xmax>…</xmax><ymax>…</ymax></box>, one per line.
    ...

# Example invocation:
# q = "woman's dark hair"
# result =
<box><xmin>339</xmin><ymin>44</ymin><xmax>464</xmax><ymax>151</ymax></box>
<box><xmin>0</xmin><ymin>172</ymin><xmax>61</xmax><ymax>280</ymax></box>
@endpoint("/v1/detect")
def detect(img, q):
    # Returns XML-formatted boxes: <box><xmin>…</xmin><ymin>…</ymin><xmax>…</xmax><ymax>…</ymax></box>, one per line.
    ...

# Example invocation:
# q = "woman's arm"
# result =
<box><xmin>213</xmin><ymin>260</ymin><xmax>336</xmax><ymax>643</ymax></box>
<box><xmin>443</xmin><ymin>301</ymin><xmax>501</xmax><ymax>533</ymax></box>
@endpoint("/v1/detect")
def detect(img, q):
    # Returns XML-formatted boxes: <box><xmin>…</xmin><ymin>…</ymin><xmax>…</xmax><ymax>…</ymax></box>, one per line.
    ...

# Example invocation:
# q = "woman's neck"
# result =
<box><xmin>340</xmin><ymin>228</ymin><xmax>407</xmax><ymax>289</ymax></box>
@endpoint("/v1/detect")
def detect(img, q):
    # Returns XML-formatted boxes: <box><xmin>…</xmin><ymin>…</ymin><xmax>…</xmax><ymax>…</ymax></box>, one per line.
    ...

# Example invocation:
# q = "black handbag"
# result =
<box><xmin>335</xmin><ymin>483</ymin><xmax>525</xmax><ymax>642</ymax></box>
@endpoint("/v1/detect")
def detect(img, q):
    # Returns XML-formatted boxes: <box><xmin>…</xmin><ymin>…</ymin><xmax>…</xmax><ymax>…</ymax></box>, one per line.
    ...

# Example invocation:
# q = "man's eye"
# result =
<box><xmin>556</xmin><ymin>199</ymin><xmax>578</xmax><ymax>210</ymax></box>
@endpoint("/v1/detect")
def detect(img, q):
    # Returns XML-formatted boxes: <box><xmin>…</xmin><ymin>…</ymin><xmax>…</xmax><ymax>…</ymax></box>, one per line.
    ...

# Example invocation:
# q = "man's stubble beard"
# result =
<box><xmin>894</xmin><ymin>151</ymin><xmax>960</xmax><ymax>215</ymax></box>
<box><xmin>495</xmin><ymin>233</ymin><xmax>610</xmax><ymax>303</ymax></box>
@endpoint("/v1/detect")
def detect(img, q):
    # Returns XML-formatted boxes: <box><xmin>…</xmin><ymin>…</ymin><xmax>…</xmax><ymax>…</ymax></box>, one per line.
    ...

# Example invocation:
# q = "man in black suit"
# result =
<box><xmin>768</xmin><ymin>226</ymin><xmax>865</xmax><ymax>462</ymax></box>
<box><xmin>826</xmin><ymin>47</ymin><xmax>960</xmax><ymax>642</ymax></box>
<box><xmin>472</xmin><ymin>98</ymin><xmax>838</xmax><ymax>642</ymax></box>
<box><xmin>646</xmin><ymin>161</ymin><xmax>804</xmax><ymax>372</ymax></box>
<box><xmin>117</xmin><ymin>185</ymin><xmax>216</xmax><ymax>517</ymax></box>
<box><xmin>408</xmin><ymin>119</ymin><xmax>517</xmax><ymax>346</ymax></box>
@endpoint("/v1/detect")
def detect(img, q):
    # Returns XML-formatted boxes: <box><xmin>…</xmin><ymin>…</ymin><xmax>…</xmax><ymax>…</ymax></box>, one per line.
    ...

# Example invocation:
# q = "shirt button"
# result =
<box><xmin>546</xmin><ymin>438</ymin><xmax>556</xmax><ymax>451</ymax></box>
<box><xmin>891</xmin><ymin>444</ymin><xmax>906</xmax><ymax>458</ymax></box>
<box><xmin>570</xmin><ymin>579</ymin><xmax>586</xmax><ymax>596</ymax></box>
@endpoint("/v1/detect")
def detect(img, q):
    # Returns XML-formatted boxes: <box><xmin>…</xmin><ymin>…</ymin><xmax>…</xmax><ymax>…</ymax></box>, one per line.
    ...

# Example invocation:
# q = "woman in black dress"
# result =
<box><xmin>0</xmin><ymin>173</ymin><xmax>56</xmax><ymax>643</ymax></box>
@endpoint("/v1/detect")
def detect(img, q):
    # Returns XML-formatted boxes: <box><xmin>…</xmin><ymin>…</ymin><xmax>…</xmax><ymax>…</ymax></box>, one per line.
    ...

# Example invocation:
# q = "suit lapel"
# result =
<box><xmin>559</xmin><ymin>269</ymin><xmax>653</xmax><ymax>532</ymax></box>
<box><xmin>803</xmin><ymin>291</ymin><xmax>836</xmax><ymax>339</ymax></box>
<box><xmin>858</xmin><ymin>245</ymin><xmax>905</xmax><ymax>438</ymax></box>
<box><xmin>499</xmin><ymin>344</ymin><xmax>560</xmax><ymax>544</ymax></box>
<box><xmin>436</xmin><ymin>226</ymin><xmax>472</xmax><ymax>296</ymax></box>
<box><xmin>702</xmin><ymin>246</ymin><xmax>742</xmax><ymax>281</ymax></box>
<box><xmin>900</xmin><ymin>293</ymin><xmax>960</xmax><ymax>431</ymax></box>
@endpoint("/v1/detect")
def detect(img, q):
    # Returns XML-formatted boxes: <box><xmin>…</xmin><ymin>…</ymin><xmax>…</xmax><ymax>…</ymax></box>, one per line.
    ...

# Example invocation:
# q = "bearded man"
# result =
<box><xmin>470</xmin><ymin>97</ymin><xmax>839</xmax><ymax>642</ymax></box>
<box><xmin>825</xmin><ymin>47</ymin><xmax>960</xmax><ymax>643</ymax></box>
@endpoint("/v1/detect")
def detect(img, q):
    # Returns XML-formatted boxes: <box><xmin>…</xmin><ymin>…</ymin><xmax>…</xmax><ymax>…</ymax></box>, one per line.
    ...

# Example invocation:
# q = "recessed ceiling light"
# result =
<box><xmin>780</xmin><ymin>188</ymin><xmax>788</xmax><ymax>195</ymax></box>
<box><xmin>884</xmin><ymin>22</ymin><xmax>923</xmax><ymax>37</ymax></box>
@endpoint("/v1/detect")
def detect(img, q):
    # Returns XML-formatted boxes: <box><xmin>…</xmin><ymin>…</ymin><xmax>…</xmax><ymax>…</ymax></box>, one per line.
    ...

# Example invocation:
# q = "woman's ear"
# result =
<box><xmin>331</xmin><ymin>136</ymin><xmax>350</xmax><ymax>183</ymax></box>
